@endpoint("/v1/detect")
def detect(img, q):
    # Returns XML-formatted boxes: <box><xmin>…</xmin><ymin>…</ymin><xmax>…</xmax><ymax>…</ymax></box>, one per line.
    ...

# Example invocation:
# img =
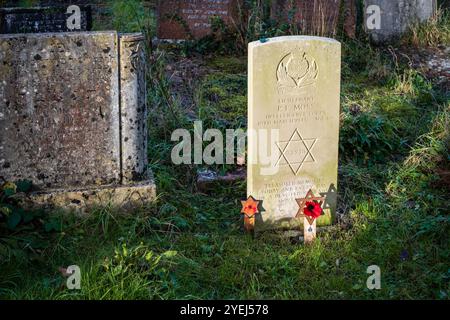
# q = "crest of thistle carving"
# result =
<box><xmin>276</xmin><ymin>50</ymin><xmax>319</xmax><ymax>93</ymax></box>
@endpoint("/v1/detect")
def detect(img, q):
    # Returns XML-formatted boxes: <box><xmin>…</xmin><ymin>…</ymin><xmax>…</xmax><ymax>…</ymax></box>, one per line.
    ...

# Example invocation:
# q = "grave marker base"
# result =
<box><xmin>20</xmin><ymin>176</ymin><xmax>156</xmax><ymax>214</ymax></box>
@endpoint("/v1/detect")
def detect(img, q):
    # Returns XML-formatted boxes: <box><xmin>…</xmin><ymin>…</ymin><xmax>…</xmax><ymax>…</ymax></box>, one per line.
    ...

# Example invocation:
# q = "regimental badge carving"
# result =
<box><xmin>276</xmin><ymin>49</ymin><xmax>319</xmax><ymax>94</ymax></box>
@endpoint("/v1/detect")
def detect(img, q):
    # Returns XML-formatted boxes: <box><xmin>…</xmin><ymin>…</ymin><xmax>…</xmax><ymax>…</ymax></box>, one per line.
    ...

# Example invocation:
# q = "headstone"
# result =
<box><xmin>247</xmin><ymin>36</ymin><xmax>341</xmax><ymax>231</ymax></box>
<box><xmin>35</xmin><ymin>1</ymin><xmax>155</xmax><ymax>32</ymax></box>
<box><xmin>0</xmin><ymin>31</ymin><xmax>155</xmax><ymax>212</ymax></box>
<box><xmin>364</xmin><ymin>0</ymin><xmax>437</xmax><ymax>44</ymax></box>
<box><xmin>157</xmin><ymin>0</ymin><xmax>239</xmax><ymax>40</ymax></box>
<box><xmin>271</xmin><ymin>0</ymin><xmax>357</xmax><ymax>38</ymax></box>
<box><xmin>0</xmin><ymin>6</ymin><xmax>92</xmax><ymax>34</ymax></box>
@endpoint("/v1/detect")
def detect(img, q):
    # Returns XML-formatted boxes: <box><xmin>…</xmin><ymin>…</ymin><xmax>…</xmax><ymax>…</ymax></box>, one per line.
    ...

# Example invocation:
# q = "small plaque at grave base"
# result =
<box><xmin>247</xmin><ymin>36</ymin><xmax>341</xmax><ymax>232</ymax></box>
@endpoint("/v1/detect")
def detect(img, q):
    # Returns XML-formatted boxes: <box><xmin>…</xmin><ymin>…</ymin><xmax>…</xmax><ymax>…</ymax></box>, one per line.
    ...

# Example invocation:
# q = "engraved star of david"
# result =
<box><xmin>275</xmin><ymin>128</ymin><xmax>317</xmax><ymax>175</ymax></box>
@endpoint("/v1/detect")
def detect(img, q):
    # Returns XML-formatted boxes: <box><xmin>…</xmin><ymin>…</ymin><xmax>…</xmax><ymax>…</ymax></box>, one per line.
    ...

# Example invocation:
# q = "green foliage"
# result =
<box><xmin>1</xmin><ymin>180</ymin><xmax>41</xmax><ymax>231</ymax></box>
<box><xmin>108</xmin><ymin>0</ymin><xmax>156</xmax><ymax>34</ymax></box>
<box><xmin>148</xmin><ymin>50</ymin><xmax>189</xmax><ymax>141</ymax></box>
<box><xmin>390</xmin><ymin>71</ymin><xmax>437</xmax><ymax>117</ymax></box>
<box><xmin>0</xmin><ymin>180</ymin><xmax>65</xmax><ymax>279</ymax></box>
<box><xmin>98</xmin><ymin>242</ymin><xmax>177</xmax><ymax>299</ymax></box>
<box><xmin>340</xmin><ymin>111</ymin><xmax>399</xmax><ymax>165</ymax></box>
<box><xmin>198</xmin><ymin>73</ymin><xmax>247</xmax><ymax>128</ymax></box>
<box><xmin>193</xmin><ymin>72</ymin><xmax>247</xmax><ymax>174</ymax></box>
<box><xmin>16</xmin><ymin>0</ymin><xmax>38</xmax><ymax>8</ymax></box>
<box><xmin>341</xmin><ymin>40</ymin><xmax>393</xmax><ymax>84</ymax></box>
<box><xmin>207</xmin><ymin>56</ymin><xmax>247</xmax><ymax>74</ymax></box>
<box><xmin>403</xmin><ymin>8</ymin><xmax>450</xmax><ymax>47</ymax></box>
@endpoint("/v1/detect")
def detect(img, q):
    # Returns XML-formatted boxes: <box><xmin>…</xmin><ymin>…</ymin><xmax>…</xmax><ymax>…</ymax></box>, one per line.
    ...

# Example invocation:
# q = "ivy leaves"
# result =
<box><xmin>1</xmin><ymin>180</ymin><xmax>62</xmax><ymax>263</ymax></box>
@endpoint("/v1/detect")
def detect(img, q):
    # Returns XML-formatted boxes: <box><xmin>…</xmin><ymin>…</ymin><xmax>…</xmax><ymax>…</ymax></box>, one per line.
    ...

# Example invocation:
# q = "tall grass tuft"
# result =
<box><xmin>404</xmin><ymin>7</ymin><xmax>450</xmax><ymax>47</ymax></box>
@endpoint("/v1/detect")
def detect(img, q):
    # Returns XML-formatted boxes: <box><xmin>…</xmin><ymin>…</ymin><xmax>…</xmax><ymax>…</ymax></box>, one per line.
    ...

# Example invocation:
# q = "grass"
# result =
<box><xmin>403</xmin><ymin>7</ymin><xmax>450</xmax><ymax>47</ymax></box>
<box><xmin>0</xmin><ymin>2</ymin><xmax>449</xmax><ymax>300</ymax></box>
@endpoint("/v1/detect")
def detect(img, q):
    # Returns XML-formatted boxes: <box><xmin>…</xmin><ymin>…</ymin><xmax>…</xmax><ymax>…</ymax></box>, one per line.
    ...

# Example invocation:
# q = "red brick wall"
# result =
<box><xmin>157</xmin><ymin>0</ymin><xmax>240</xmax><ymax>40</ymax></box>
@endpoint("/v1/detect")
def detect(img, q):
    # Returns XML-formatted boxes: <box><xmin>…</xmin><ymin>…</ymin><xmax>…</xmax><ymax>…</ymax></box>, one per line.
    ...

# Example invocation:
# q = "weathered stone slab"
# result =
<box><xmin>0</xmin><ymin>6</ymin><xmax>92</xmax><ymax>34</ymax></box>
<box><xmin>157</xmin><ymin>0</ymin><xmax>239</xmax><ymax>40</ymax></box>
<box><xmin>364</xmin><ymin>0</ymin><xmax>437</xmax><ymax>44</ymax></box>
<box><xmin>271</xmin><ymin>0</ymin><xmax>357</xmax><ymax>38</ymax></box>
<box><xmin>120</xmin><ymin>33</ymin><xmax>148</xmax><ymax>183</ymax></box>
<box><xmin>0</xmin><ymin>31</ymin><xmax>155</xmax><ymax>211</ymax></box>
<box><xmin>247</xmin><ymin>36</ymin><xmax>341</xmax><ymax>231</ymax></box>
<box><xmin>0</xmin><ymin>32</ymin><xmax>120</xmax><ymax>189</ymax></box>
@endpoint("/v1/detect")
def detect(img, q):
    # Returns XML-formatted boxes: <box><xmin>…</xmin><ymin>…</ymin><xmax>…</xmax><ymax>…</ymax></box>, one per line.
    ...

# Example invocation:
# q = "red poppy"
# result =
<box><xmin>240</xmin><ymin>197</ymin><xmax>260</xmax><ymax>217</ymax></box>
<box><xmin>303</xmin><ymin>201</ymin><xmax>322</xmax><ymax>219</ymax></box>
